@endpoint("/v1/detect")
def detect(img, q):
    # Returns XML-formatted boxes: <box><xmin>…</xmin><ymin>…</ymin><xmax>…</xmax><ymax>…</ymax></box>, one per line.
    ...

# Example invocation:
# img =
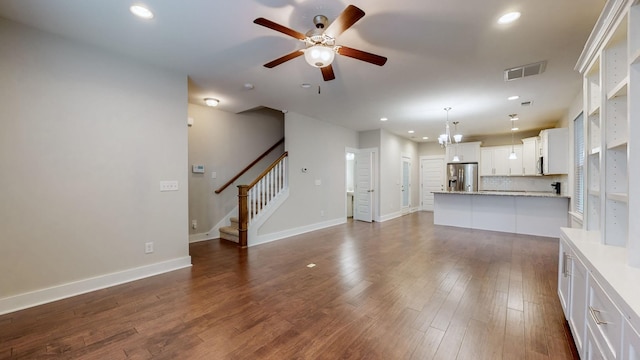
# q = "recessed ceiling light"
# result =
<box><xmin>204</xmin><ymin>98</ymin><xmax>219</xmax><ymax>107</ymax></box>
<box><xmin>380</xmin><ymin>117</ymin><xmax>388</xmax><ymax>121</ymax></box>
<box><xmin>130</xmin><ymin>5</ymin><xmax>154</xmax><ymax>19</ymax></box>
<box><xmin>508</xmin><ymin>95</ymin><xmax>520</xmax><ymax>100</ymax></box>
<box><xmin>243</xmin><ymin>83</ymin><xmax>255</xmax><ymax>90</ymax></box>
<box><xmin>511</xmin><ymin>117</ymin><xmax>519</xmax><ymax>121</ymax></box>
<box><xmin>408</xmin><ymin>130</ymin><xmax>415</xmax><ymax>134</ymax></box>
<box><xmin>422</xmin><ymin>136</ymin><xmax>429</xmax><ymax>140</ymax></box>
<box><xmin>511</xmin><ymin>127</ymin><xmax>519</xmax><ymax>131</ymax></box>
<box><xmin>498</xmin><ymin>12</ymin><xmax>521</xmax><ymax>24</ymax></box>
<box><xmin>301</xmin><ymin>83</ymin><xmax>312</xmax><ymax>88</ymax></box>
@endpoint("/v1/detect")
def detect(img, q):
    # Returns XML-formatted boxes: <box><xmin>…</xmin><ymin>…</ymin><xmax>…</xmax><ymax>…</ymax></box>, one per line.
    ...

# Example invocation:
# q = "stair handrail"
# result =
<box><xmin>215</xmin><ymin>137</ymin><xmax>284</xmax><ymax>194</ymax></box>
<box><xmin>237</xmin><ymin>151</ymin><xmax>288</xmax><ymax>247</ymax></box>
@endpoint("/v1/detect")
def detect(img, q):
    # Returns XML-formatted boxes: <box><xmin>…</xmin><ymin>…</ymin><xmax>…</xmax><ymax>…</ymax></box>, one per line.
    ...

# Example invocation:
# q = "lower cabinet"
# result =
<box><xmin>559</xmin><ymin>230</ymin><xmax>640</xmax><ymax>359</ymax></box>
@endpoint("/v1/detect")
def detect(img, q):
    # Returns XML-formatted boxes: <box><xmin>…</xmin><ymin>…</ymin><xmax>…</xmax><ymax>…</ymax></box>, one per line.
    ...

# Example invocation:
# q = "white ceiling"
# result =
<box><xmin>0</xmin><ymin>0</ymin><xmax>605</xmax><ymax>141</ymax></box>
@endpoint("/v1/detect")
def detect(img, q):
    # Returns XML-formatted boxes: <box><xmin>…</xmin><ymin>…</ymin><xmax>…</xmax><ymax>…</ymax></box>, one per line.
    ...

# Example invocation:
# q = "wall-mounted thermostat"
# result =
<box><xmin>192</xmin><ymin>165</ymin><xmax>205</xmax><ymax>173</ymax></box>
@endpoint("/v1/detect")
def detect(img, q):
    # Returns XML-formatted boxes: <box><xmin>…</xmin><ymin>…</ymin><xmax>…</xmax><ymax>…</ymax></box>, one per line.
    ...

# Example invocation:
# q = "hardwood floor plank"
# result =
<box><xmin>0</xmin><ymin>212</ymin><xmax>578</xmax><ymax>359</ymax></box>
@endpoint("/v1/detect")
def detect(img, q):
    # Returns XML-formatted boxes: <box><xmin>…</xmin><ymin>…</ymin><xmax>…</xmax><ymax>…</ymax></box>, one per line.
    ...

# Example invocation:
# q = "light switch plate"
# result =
<box><xmin>160</xmin><ymin>180</ymin><xmax>179</xmax><ymax>191</ymax></box>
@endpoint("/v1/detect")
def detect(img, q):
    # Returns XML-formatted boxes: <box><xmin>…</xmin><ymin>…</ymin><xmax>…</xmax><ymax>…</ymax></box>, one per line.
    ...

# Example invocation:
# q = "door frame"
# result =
<box><xmin>419</xmin><ymin>155</ymin><xmax>445</xmax><ymax>211</ymax></box>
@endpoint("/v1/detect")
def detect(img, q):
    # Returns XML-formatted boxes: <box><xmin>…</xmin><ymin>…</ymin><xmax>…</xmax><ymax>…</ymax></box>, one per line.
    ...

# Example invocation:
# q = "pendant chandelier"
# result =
<box><xmin>438</xmin><ymin>107</ymin><xmax>463</xmax><ymax>148</ymax></box>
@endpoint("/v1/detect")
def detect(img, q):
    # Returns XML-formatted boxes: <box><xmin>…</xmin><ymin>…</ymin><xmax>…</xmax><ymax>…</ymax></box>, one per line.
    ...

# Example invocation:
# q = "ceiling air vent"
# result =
<box><xmin>504</xmin><ymin>61</ymin><xmax>547</xmax><ymax>81</ymax></box>
<box><xmin>521</xmin><ymin>101</ymin><xmax>533</xmax><ymax>106</ymax></box>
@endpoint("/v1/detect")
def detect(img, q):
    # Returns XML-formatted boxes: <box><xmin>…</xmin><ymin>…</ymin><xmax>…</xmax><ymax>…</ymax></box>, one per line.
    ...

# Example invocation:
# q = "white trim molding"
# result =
<box><xmin>0</xmin><ymin>256</ymin><xmax>192</xmax><ymax>316</ymax></box>
<box><xmin>252</xmin><ymin>217</ymin><xmax>345</xmax><ymax>247</ymax></box>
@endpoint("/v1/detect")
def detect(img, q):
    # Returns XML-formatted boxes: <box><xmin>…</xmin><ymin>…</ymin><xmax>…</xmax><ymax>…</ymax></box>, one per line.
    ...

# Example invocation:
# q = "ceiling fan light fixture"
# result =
<box><xmin>304</xmin><ymin>45</ymin><xmax>335</xmax><ymax>68</ymax></box>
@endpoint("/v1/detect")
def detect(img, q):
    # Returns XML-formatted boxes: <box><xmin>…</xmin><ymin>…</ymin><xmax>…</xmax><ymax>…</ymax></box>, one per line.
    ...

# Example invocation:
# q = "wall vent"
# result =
<box><xmin>504</xmin><ymin>61</ymin><xmax>547</xmax><ymax>81</ymax></box>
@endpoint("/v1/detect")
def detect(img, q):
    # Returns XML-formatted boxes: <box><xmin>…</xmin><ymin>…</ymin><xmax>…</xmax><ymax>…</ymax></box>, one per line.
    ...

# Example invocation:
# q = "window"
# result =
<box><xmin>574</xmin><ymin>113</ymin><xmax>584</xmax><ymax>214</ymax></box>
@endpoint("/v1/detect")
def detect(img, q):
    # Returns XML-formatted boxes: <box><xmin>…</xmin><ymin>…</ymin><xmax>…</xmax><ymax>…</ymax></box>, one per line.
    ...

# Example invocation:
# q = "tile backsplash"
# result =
<box><xmin>480</xmin><ymin>175</ymin><xmax>568</xmax><ymax>194</ymax></box>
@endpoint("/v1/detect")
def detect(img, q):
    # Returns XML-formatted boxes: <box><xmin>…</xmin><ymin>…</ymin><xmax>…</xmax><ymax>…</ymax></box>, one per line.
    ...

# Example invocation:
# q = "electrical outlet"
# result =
<box><xmin>159</xmin><ymin>181</ymin><xmax>179</xmax><ymax>192</ymax></box>
<box><xmin>145</xmin><ymin>242</ymin><xmax>154</xmax><ymax>254</ymax></box>
<box><xmin>191</xmin><ymin>220</ymin><xmax>197</xmax><ymax>230</ymax></box>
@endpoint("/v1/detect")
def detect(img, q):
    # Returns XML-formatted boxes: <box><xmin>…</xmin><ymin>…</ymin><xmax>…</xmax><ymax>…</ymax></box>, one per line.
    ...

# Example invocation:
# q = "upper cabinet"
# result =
<box><xmin>521</xmin><ymin>136</ymin><xmax>541</xmax><ymax>175</ymax></box>
<box><xmin>480</xmin><ymin>145</ymin><xmax>522</xmax><ymax>176</ymax></box>
<box><xmin>445</xmin><ymin>141</ymin><xmax>481</xmax><ymax>163</ymax></box>
<box><xmin>540</xmin><ymin>128</ymin><xmax>569</xmax><ymax>175</ymax></box>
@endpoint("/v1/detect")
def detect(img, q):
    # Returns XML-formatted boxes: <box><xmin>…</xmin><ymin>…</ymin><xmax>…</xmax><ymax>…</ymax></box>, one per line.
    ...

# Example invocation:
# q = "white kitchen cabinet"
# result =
<box><xmin>559</xmin><ymin>235</ymin><xmax>588</xmax><ymax>357</ymax></box>
<box><xmin>445</xmin><ymin>141</ymin><xmax>481</xmax><ymax>163</ymax></box>
<box><xmin>522</xmin><ymin>136</ymin><xmax>540</xmax><ymax>175</ymax></box>
<box><xmin>508</xmin><ymin>146</ymin><xmax>523</xmax><ymax>176</ymax></box>
<box><xmin>622</xmin><ymin>319</ymin><xmax>640</xmax><ymax>359</ymax></box>
<box><xmin>559</xmin><ymin>228</ymin><xmax>640</xmax><ymax>360</ymax></box>
<box><xmin>540</xmin><ymin>128</ymin><xmax>569</xmax><ymax>175</ymax></box>
<box><xmin>480</xmin><ymin>145</ymin><xmax>521</xmax><ymax>176</ymax></box>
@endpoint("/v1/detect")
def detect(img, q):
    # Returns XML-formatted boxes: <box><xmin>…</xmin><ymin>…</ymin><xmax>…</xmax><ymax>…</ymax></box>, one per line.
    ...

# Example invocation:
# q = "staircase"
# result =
<box><xmin>219</xmin><ymin>152</ymin><xmax>288</xmax><ymax>247</ymax></box>
<box><xmin>219</xmin><ymin>217</ymin><xmax>239</xmax><ymax>243</ymax></box>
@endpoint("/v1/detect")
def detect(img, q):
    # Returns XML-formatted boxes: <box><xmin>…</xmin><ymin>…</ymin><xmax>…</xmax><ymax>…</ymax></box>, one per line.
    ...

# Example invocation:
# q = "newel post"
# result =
<box><xmin>237</xmin><ymin>185</ymin><xmax>249</xmax><ymax>248</ymax></box>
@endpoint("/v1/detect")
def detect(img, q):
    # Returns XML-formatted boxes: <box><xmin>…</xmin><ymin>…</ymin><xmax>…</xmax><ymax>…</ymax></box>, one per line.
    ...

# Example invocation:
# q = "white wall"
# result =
<box><xmin>0</xmin><ymin>18</ymin><xmax>190</xmax><ymax>313</ymax></box>
<box><xmin>258</xmin><ymin>112</ymin><xmax>358</xmax><ymax>238</ymax></box>
<box><xmin>187</xmin><ymin>105</ymin><xmax>283</xmax><ymax>238</ymax></box>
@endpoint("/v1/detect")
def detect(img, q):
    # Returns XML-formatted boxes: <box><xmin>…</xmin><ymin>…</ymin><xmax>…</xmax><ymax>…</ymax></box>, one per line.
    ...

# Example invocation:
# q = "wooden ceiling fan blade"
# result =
<box><xmin>321</xmin><ymin>65</ymin><xmax>335</xmax><ymax>81</ymax></box>
<box><xmin>337</xmin><ymin>46</ymin><xmax>387</xmax><ymax>66</ymax></box>
<box><xmin>264</xmin><ymin>50</ymin><xmax>304</xmax><ymax>68</ymax></box>
<box><xmin>254</xmin><ymin>18</ymin><xmax>307</xmax><ymax>40</ymax></box>
<box><xmin>324</xmin><ymin>5</ymin><xmax>365</xmax><ymax>39</ymax></box>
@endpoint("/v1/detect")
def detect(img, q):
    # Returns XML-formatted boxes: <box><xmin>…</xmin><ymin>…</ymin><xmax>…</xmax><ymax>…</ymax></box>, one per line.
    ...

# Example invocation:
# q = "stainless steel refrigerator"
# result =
<box><xmin>446</xmin><ymin>162</ymin><xmax>478</xmax><ymax>192</ymax></box>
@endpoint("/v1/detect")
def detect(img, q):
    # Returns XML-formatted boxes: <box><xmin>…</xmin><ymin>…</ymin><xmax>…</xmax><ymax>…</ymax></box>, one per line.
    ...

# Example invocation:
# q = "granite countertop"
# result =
<box><xmin>432</xmin><ymin>190</ymin><xmax>571</xmax><ymax>198</ymax></box>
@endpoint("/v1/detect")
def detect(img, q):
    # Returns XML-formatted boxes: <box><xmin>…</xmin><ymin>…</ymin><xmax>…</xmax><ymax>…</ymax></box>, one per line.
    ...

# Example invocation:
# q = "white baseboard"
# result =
<box><xmin>0</xmin><ymin>256</ymin><xmax>192</xmax><ymax>316</ymax></box>
<box><xmin>251</xmin><ymin>217</ymin><xmax>345</xmax><ymax>247</ymax></box>
<box><xmin>379</xmin><ymin>210</ymin><xmax>403</xmax><ymax>222</ymax></box>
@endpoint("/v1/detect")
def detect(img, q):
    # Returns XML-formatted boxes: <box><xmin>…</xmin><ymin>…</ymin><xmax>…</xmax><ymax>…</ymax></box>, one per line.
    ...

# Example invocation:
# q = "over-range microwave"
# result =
<box><xmin>537</xmin><ymin>156</ymin><xmax>544</xmax><ymax>175</ymax></box>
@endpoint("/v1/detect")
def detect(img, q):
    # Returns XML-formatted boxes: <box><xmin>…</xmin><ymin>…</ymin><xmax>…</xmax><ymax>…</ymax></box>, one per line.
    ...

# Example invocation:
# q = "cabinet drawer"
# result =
<box><xmin>623</xmin><ymin>319</ymin><xmax>640</xmax><ymax>360</ymax></box>
<box><xmin>588</xmin><ymin>276</ymin><xmax>623</xmax><ymax>359</ymax></box>
<box><xmin>587</xmin><ymin>324</ymin><xmax>608</xmax><ymax>359</ymax></box>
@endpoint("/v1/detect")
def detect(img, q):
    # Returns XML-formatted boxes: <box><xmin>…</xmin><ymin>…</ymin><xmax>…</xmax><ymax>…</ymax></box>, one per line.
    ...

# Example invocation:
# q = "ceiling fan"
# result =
<box><xmin>253</xmin><ymin>4</ymin><xmax>387</xmax><ymax>81</ymax></box>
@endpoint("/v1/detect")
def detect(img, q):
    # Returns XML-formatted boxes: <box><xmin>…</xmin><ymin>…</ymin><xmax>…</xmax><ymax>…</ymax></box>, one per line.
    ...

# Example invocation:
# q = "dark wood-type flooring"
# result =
<box><xmin>1</xmin><ymin>212</ymin><xmax>578</xmax><ymax>359</ymax></box>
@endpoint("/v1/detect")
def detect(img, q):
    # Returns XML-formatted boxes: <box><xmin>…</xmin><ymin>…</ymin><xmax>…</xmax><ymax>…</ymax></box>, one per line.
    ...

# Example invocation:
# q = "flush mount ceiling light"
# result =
<box><xmin>422</xmin><ymin>136</ymin><xmax>429</xmax><ymax>140</ymax></box>
<box><xmin>408</xmin><ymin>130</ymin><xmax>415</xmax><ymax>134</ymax></box>
<box><xmin>380</xmin><ymin>117</ymin><xmax>388</xmax><ymax>122</ymax></box>
<box><xmin>498</xmin><ymin>11</ymin><xmax>521</xmax><ymax>24</ymax></box>
<box><xmin>130</xmin><ymin>5</ymin><xmax>154</xmax><ymax>19</ymax></box>
<box><xmin>204</xmin><ymin>98</ymin><xmax>219</xmax><ymax>107</ymax></box>
<box><xmin>508</xmin><ymin>95</ymin><xmax>520</xmax><ymax>101</ymax></box>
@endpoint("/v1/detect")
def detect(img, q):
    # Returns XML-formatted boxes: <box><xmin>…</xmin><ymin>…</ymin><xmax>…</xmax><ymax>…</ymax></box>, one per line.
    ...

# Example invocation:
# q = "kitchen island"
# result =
<box><xmin>433</xmin><ymin>191</ymin><xmax>570</xmax><ymax>238</ymax></box>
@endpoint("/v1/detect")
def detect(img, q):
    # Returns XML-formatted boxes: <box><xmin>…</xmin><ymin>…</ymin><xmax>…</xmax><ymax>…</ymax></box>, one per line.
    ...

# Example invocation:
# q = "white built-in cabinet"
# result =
<box><xmin>560</xmin><ymin>0</ymin><xmax>640</xmax><ymax>358</ymax></box>
<box><xmin>521</xmin><ymin>136</ymin><xmax>541</xmax><ymax>175</ymax></box>
<box><xmin>480</xmin><ymin>145</ymin><xmax>522</xmax><ymax>176</ymax></box>
<box><xmin>445</xmin><ymin>141</ymin><xmax>481</xmax><ymax>163</ymax></box>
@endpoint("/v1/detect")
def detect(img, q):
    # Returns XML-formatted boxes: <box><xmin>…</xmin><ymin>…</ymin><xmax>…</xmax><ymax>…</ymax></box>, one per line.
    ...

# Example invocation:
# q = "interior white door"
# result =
<box><xmin>421</xmin><ymin>157</ymin><xmax>444</xmax><ymax>211</ymax></box>
<box><xmin>355</xmin><ymin>150</ymin><xmax>374</xmax><ymax>222</ymax></box>
<box><xmin>401</xmin><ymin>157</ymin><xmax>411</xmax><ymax>214</ymax></box>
